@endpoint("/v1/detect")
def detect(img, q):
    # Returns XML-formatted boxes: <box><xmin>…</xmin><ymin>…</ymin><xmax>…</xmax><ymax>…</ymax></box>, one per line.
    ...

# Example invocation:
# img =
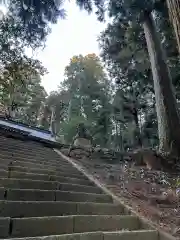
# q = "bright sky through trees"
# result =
<box><xmin>36</xmin><ymin>1</ymin><xmax>106</xmax><ymax>93</ymax></box>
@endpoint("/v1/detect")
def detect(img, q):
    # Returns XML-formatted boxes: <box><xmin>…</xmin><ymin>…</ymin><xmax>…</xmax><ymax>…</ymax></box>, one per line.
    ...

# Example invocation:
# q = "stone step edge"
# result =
<box><xmin>0</xmin><ymin>187</ymin><xmax>111</xmax><ymax>199</ymax></box>
<box><xmin>4</xmin><ymin>230</ymin><xmax>159</xmax><ymax>240</ymax></box>
<box><xmin>11</xmin><ymin>214</ymin><xmax>133</xmax><ymax>219</ymax></box>
<box><xmin>9</xmin><ymin>171</ymin><xmax>93</xmax><ymax>186</ymax></box>
<box><xmin>55</xmin><ymin>150</ymin><xmax>176</xmax><ymax>240</ymax></box>
<box><xmin>5</xmin><ymin>215</ymin><xmax>140</xmax><ymax>238</ymax></box>
<box><xmin>0</xmin><ymin>199</ymin><xmax>122</xmax><ymax>207</ymax></box>
<box><xmin>7</xmin><ymin>158</ymin><xmax>79</xmax><ymax>170</ymax></box>
<box><xmin>8</xmin><ymin>166</ymin><xmax>87</xmax><ymax>178</ymax></box>
<box><xmin>0</xmin><ymin>155</ymin><xmax>70</xmax><ymax>167</ymax></box>
<box><xmin>0</xmin><ymin>178</ymin><xmax>98</xmax><ymax>191</ymax></box>
<box><xmin>0</xmin><ymin>167</ymin><xmax>89</xmax><ymax>181</ymax></box>
<box><xmin>8</xmin><ymin>171</ymin><xmax>90</xmax><ymax>182</ymax></box>
<box><xmin>10</xmin><ymin>162</ymin><xmax>83</xmax><ymax>174</ymax></box>
<box><xmin>0</xmin><ymin>163</ymin><xmax>72</xmax><ymax>171</ymax></box>
<box><xmin>0</xmin><ymin>201</ymin><xmax>125</xmax><ymax>218</ymax></box>
<box><xmin>0</xmin><ymin>149</ymin><xmax>57</xmax><ymax>156</ymax></box>
<box><xmin>0</xmin><ymin>149</ymin><xmax>61</xmax><ymax>157</ymax></box>
<box><xmin>0</xmin><ymin>160</ymin><xmax>77</xmax><ymax>171</ymax></box>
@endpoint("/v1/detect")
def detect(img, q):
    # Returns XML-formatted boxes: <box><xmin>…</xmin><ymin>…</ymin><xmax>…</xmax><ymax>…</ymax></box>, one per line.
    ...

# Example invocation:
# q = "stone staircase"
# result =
<box><xmin>0</xmin><ymin>134</ymin><xmax>159</xmax><ymax>239</ymax></box>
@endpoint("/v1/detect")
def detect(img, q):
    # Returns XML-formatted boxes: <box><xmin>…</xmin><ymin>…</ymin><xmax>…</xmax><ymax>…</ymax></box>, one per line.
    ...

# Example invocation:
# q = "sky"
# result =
<box><xmin>35</xmin><ymin>1</ymin><xmax>107</xmax><ymax>94</ymax></box>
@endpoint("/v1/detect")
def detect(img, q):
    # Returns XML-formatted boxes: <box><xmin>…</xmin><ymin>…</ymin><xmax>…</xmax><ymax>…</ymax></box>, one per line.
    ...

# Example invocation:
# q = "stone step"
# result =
<box><xmin>10</xmin><ymin>160</ymin><xmax>82</xmax><ymax>176</ymax></box>
<box><xmin>9</xmin><ymin>171</ymin><xmax>93</xmax><ymax>186</ymax></box>
<box><xmin>6</xmin><ymin>188</ymin><xmax>55</xmax><ymax>201</ymax></box>
<box><xmin>9</xmin><ymin>215</ymin><xmax>140</xmax><ymax>238</ymax></box>
<box><xmin>0</xmin><ymin>142</ymin><xmax>56</xmax><ymax>153</ymax></box>
<box><xmin>9</xmin><ymin>166</ymin><xmax>88</xmax><ymax>181</ymax></box>
<box><xmin>0</xmin><ymin>216</ymin><xmax>10</xmax><ymax>238</ymax></box>
<box><xmin>0</xmin><ymin>137</ymin><xmax>158</xmax><ymax>240</ymax></box>
<box><xmin>0</xmin><ymin>159</ymin><xmax>12</xmax><ymax>166</ymax></box>
<box><xmin>0</xmin><ymin>153</ymin><xmax>73</xmax><ymax>168</ymax></box>
<box><xmin>0</xmin><ymin>144</ymin><xmax>56</xmax><ymax>154</ymax></box>
<box><xmin>0</xmin><ymin>178</ymin><xmax>58</xmax><ymax>190</ymax></box>
<box><xmin>55</xmin><ymin>191</ymin><xmax>112</xmax><ymax>203</ymax></box>
<box><xmin>0</xmin><ymin>200</ymin><xmax>124</xmax><ymax>217</ymax></box>
<box><xmin>0</xmin><ymin>151</ymin><xmax>64</xmax><ymax>163</ymax></box>
<box><xmin>0</xmin><ymin>153</ymin><xmax>52</xmax><ymax>162</ymax></box>
<box><xmin>9</xmin><ymin>171</ymin><xmax>53</xmax><ymax>181</ymax></box>
<box><xmin>0</xmin><ymin>187</ymin><xmax>5</xmax><ymax>198</ymax></box>
<box><xmin>0</xmin><ymin>147</ymin><xmax>47</xmax><ymax>157</ymax></box>
<box><xmin>0</xmin><ymin>138</ymin><xmax>48</xmax><ymax>147</ymax></box>
<box><xmin>0</xmin><ymin>144</ymin><xmax>53</xmax><ymax>151</ymax></box>
<box><xmin>102</xmin><ymin>230</ymin><xmax>158</xmax><ymax>240</ymax></box>
<box><xmin>0</xmin><ymin>154</ymin><xmax>71</xmax><ymax>168</ymax></box>
<box><xmin>5</xmin><ymin>189</ymin><xmax>112</xmax><ymax>203</ymax></box>
<box><xmin>0</xmin><ymin>163</ymin><xmax>9</xmax><ymax>171</ymax></box>
<box><xmin>0</xmin><ymin>146</ymin><xmax>53</xmax><ymax>155</ymax></box>
<box><xmin>5</xmin><ymin>230</ymin><xmax>159</xmax><ymax>240</ymax></box>
<box><xmin>0</xmin><ymin>178</ymin><xmax>98</xmax><ymax>193</ymax></box>
<box><xmin>11</xmin><ymin>160</ymin><xmax>80</xmax><ymax>173</ymax></box>
<box><xmin>59</xmin><ymin>182</ymin><xmax>101</xmax><ymax>194</ymax></box>
<box><xmin>0</xmin><ymin>151</ymin><xmax>66</xmax><ymax>162</ymax></box>
<box><xmin>0</xmin><ymin>169</ymin><xmax>8</xmax><ymax>178</ymax></box>
<box><xmin>50</xmin><ymin>175</ymin><xmax>92</xmax><ymax>186</ymax></box>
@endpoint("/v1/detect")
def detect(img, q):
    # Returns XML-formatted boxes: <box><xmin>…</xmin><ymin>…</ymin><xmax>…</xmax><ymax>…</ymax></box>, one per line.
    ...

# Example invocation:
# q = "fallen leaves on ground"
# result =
<box><xmin>63</xmin><ymin>149</ymin><xmax>180</xmax><ymax>238</ymax></box>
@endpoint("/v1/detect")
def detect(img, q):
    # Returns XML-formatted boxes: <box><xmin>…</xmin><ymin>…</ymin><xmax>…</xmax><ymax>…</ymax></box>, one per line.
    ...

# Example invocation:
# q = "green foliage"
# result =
<box><xmin>98</xmin><ymin>16</ymin><xmax>156</xmax><ymax>149</ymax></box>
<box><xmin>38</xmin><ymin>90</ymin><xmax>69</xmax><ymax>133</ymax></box>
<box><xmin>0</xmin><ymin>12</ymin><xmax>48</xmax><ymax>123</ymax></box>
<box><xmin>59</xmin><ymin>116</ymin><xmax>92</xmax><ymax>143</ymax></box>
<box><xmin>1</xmin><ymin>0</ymin><xmax>65</xmax><ymax>48</ymax></box>
<box><xmin>95</xmin><ymin>0</ymin><xmax>180</xmax><ymax>152</ymax></box>
<box><xmin>57</xmin><ymin>53</ymin><xmax>112</xmax><ymax>147</ymax></box>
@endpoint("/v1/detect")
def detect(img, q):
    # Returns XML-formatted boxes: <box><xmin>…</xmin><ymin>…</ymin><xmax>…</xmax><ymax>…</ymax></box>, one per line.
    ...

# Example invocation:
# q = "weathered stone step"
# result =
<box><xmin>9</xmin><ymin>215</ymin><xmax>140</xmax><ymax>238</ymax></box>
<box><xmin>0</xmin><ymin>154</ymin><xmax>66</xmax><ymax>166</ymax></box>
<box><xmin>0</xmin><ymin>164</ymin><xmax>9</xmax><ymax>171</ymax></box>
<box><xmin>0</xmin><ymin>154</ymin><xmax>71</xmax><ymax>168</ymax></box>
<box><xmin>0</xmin><ymin>159</ymin><xmax>12</xmax><ymax>166</ymax></box>
<box><xmin>0</xmin><ymin>147</ymin><xmax>62</xmax><ymax>159</ymax></box>
<box><xmin>59</xmin><ymin>183</ymin><xmax>101</xmax><ymax>194</ymax></box>
<box><xmin>0</xmin><ymin>154</ymin><xmax>64</xmax><ymax>165</ymax></box>
<box><xmin>6</xmin><ymin>188</ymin><xmax>55</xmax><ymax>201</ymax></box>
<box><xmin>0</xmin><ymin>152</ymin><xmax>54</xmax><ymax>161</ymax></box>
<box><xmin>0</xmin><ymin>141</ymin><xmax>55</xmax><ymax>153</ymax></box>
<box><xmin>0</xmin><ymin>200</ymin><xmax>124</xmax><ymax>217</ymax></box>
<box><xmin>0</xmin><ymin>152</ymin><xmax>72</xmax><ymax>168</ymax></box>
<box><xmin>9</xmin><ymin>166</ymin><xmax>88</xmax><ymax>181</ymax></box>
<box><xmin>55</xmin><ymin>191</ymin><xmax>112</xmax><ymax>203</ymax></box>
<box><xmin>10</xmin><ymin>160</ymin><xmax>82</xmax><ymax>176</ymax></box>
<box><xmin>0</xmin><ymin>178</ymin><xmax>58</xmax><ymax>190</ymax></box>
<box><xmin>5</xmin><ymin>230</ymin><xmax>158</xmax><ymax>240</ymax></box>
<box><xmin>5</xmin><ymin>189</ymin><xmax>112</xmax><ymax>203</ymax></box>
<box><xmin>0</xmin><ymin>146</ymin><xmax>55</xmax><ymax>156</ymax></box>
<box><xmin>0</xmin><ymin>153</ymin><xmax>60</xmax><ymax>162</ymax></box>
<box><xmin>9</xmin><ymin>171</ymin><xmax>93</xmax><ymax>186</ymax></box>
<box><xmin>0</xmin><ymin>178</ymin><xmax>99</xmax><ymax>193</ymax></box>
<box><xmin>9</xmin><ymin>171</ymin><xmax>51</xmax><ymax>181</ymax></box>
<box><xmin>0</xmin><ymin>150</ymin><xmax>54</xmax><ymax>159</ymax></box>
<box><xmin>11</xmin><ymin>160</ymin><xmax>79</xmax><ymax>173</ymax></box>
<box><xmin>102</xmin><ymin>230</ymin><xmax>158</xmax><ymax>240</ymax></box>
<box><xmin>0</xmin><ymin>169</ymin><xmax>8</xmax><ymax>178</ymax></box>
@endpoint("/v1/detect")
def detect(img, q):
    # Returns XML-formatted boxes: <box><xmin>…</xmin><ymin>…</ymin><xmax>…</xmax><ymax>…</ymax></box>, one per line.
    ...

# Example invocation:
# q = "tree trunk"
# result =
<box><xmin>166</xmin><ymin>0</ymin><xmax>180</xmax><ymax>54</ymax></box>
<box><xmin>133</xmin><ymin>107</ymin><xmax>142</xmax><ymax>147</ymax></box>
<box><xmin>68</xmin><ymin>99</ymin><xmax>72</xmax><ymax>121</ymax></box>
<box><xmin>49</xmin><ymin>107</ymin><xmax>55</xmax><ymax>135</ymax></box>
<box><xmin>143</xmin><ymin>12</ymin><xmax>180</xmax><ymax>155</ymax></box>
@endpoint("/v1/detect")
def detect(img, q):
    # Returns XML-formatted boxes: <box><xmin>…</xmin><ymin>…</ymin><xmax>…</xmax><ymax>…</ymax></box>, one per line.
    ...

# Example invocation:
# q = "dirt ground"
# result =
<box><xmin>61</xmin><ymin>148</ymin><xmax>180</xmax><ymax>238</ymax></box>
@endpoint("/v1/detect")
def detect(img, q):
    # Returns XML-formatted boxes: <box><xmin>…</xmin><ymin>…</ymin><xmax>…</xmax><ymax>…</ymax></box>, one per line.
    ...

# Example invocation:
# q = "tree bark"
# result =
<box><xmin>143</xmin><ymin>12</ymin><xmax>180</xmax><ymax>155</ymax></box>
<box><xmin>133</xmin><ymin>106</ymin><xmax>142</xmax><ymax>147</ymax></box>
<box><xmin>166</xmin><ymin>0</ymin><xmax>180</xmax><ymax>54</ymax></box>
